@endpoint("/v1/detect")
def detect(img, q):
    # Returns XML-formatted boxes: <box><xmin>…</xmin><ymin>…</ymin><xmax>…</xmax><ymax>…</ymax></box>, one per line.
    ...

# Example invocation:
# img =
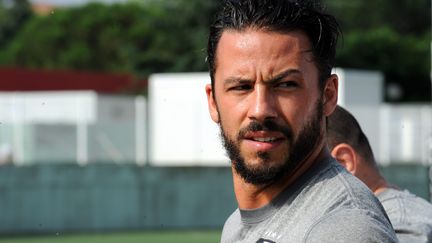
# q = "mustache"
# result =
<box><xmin>238</xmin><ymin>119</ymin><xmax>293</xmax><ymax>140</ymax></box>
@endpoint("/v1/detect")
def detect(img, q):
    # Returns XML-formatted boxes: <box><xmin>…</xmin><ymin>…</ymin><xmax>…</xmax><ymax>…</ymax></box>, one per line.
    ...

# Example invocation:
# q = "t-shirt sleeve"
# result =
<box><xmin>303</xmin><ymin>209</ymin><xmax>399</xmax><ymax>243</ymax></box>
<box><xmin>392</xmin><ymin>222</ymin><xmax>432</xmax><ymax>243</ymax></box>
<box><xmin>378</xmin><ymin>189</ymin><xmax>432</xmax><ymax>243</ymax></box>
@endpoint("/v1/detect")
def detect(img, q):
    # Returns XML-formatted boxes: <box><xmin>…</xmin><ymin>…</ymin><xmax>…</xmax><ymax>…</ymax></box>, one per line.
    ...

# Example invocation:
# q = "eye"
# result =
<box><xmin>230</xmin><ymin>84</ymin><xmax>253</xmax><ymax>91</ymax></box>
<box><xmin>275</xmin><ymin>81</ymin><xmax>298</xmax><ymax>89</ymax></box>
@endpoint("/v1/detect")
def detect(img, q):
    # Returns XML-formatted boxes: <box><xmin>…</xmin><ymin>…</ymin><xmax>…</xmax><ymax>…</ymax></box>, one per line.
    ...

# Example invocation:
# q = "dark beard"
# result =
<box><xmin>219</xmin><ymin>101</ymin><xmax>323</xmax><ymax>186</ymax></box>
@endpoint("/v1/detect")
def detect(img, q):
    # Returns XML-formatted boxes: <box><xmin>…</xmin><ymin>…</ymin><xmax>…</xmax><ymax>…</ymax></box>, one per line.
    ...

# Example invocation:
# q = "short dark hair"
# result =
<box><xmin>207</xmin><ymin>0</ymin><xmax>341</xmax><ymax>91</ymax></box>
<box><xmin>327</xmin><ymin>105</ymin><xmax>377</xmax><ymax>166</ymax></box>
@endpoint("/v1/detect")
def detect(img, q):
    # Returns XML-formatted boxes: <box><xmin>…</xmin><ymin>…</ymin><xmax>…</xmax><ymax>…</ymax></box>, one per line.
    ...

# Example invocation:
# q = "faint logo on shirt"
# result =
<box><xmin>256</xmin><ymin>238</ymin><xmax>276</xmax><ymax>243</ymax></box>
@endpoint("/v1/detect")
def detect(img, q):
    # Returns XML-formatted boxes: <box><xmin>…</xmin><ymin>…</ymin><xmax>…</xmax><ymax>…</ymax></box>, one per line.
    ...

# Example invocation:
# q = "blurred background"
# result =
<box><xmin>0</xmin><ymin>0</ymin><xmax>430</xmax><ymax>242</ymax></box>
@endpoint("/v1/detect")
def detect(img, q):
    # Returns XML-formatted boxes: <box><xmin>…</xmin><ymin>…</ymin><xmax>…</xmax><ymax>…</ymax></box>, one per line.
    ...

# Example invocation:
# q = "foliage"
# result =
<box><xmin>0</xmin><ymin>0</ymin><xmax>430</xmax><ymax>101</ymax></box>
<box><xmin>323</xmin><ymin>0</ymin><xmax>431</xmax><ymax>102</ymax></box>
<box><xmin>0</xmin><ymin>0</ymin><xmax>33</xmax><ymax>47</ymax></box>
<box><xmin>336</xmin><ymin>27</ymin><xmax>431</xmax><ymax>101</ymax></box>
<box><xmin>0</xmin><ymin>0</ymin><xmax>218</xmax><ymax>79</ymax></box>
<box><xmin>323</xmin><ymin>0</ymin><xmax>430</xmax><ymax>34</ymax></box>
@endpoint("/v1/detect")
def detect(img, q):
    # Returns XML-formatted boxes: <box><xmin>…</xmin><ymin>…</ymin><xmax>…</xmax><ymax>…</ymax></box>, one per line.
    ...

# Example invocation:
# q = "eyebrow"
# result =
<box><xmin>223</xmin><ymin>77</ymin><xmax>254</xmax><ymax>85</ymax></box>
<box><xmin>223</xmin><ymin>69</ymin><xmax>302</xmax><ymax>85</ymax></box>
<box><xmin>267</xmin><ymin>69</ymin><xmax>302</xmax><ymax>84</ymax></box>
<box><xmin>224</xmin><ymin>69</ymin><xmax>302</xmax><ymax>85</ymax></box>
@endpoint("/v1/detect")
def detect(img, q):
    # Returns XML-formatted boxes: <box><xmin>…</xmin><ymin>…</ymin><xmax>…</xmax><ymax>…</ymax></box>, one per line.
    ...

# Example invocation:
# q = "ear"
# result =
<box><xmin>330</xmin><ymin>143</ymin><xmax>357</xmax><ymax>175</ymax></box>
<box><xmin>205</xmin><ymin>84</ymin><xmax>220</xmax><ymax>123</ymax></box>
<box><xmin>322</xmin><ymin>74</ymin><xmax>338</xmax><ymax>116</ymax></box>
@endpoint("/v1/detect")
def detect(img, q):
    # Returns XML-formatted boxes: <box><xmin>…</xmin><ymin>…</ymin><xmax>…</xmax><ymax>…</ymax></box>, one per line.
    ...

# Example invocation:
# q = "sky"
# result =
<box><xmin>29</xmin><ymin>0</ymin><xmax>127</xmax><ymax>6</ymax></box>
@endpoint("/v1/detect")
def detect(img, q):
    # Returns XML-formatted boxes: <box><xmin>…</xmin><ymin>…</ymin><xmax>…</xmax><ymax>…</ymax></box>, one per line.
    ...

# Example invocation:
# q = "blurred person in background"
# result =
<box><xmin>0</xmin><ymin>143</ymin><xmax>13</xmax><ymax>165</ymax></box>
<box><xmin>205</xmin><ymin>0</ymin><xmax>397</xmax><ymax>242</ymax></box>
<box><xmin>327</xmin><ymin>105</ymin><xmax>432</xmax><ymax>243</ymax></box>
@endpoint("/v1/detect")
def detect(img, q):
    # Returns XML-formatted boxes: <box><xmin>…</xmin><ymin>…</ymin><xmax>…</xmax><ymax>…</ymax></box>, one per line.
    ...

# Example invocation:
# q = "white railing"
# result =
<box><xmin>346</xmin><ymin>104</ymin><xmax>432</xmax><ymax>165</ymax></box>
<box><xmin>0</xmin><ymin>92</ymin><xmax>146</xmax><ymax>165</ymax></box>
<box><xmin>0</xmin><ymin>92</ymin><xmax>430</xmax><ymax>166</ymax></box>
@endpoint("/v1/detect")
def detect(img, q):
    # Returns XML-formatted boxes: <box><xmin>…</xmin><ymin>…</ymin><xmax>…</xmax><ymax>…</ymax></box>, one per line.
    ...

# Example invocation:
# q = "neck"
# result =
<box><xmin>233</xmin><ymin>143</ymin><xmax>330</xmax><ymax>210</ymax></box>
<box><xmin>370</xmin><ymin>178</ymin><xmax>389</xmax><ymax>194</ymax></box>
<box><xmin>363</xmin><ymin>169</ymin><xmax>391</xmax><ymax>195</ymax></box>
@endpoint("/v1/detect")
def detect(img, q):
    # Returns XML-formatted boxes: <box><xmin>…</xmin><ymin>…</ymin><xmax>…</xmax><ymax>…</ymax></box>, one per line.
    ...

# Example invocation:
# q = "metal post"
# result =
<box><xmin>135</xmin><ymin>96</ymin><xmax>146</xmax><ymax>166</ymax></box>
<box><xmin>76</xmin><ymin>97</ymin><xmax>88</xmax><ymax>166</ymax></box>
<box><xmin>12</xmin><ymin>94</ymin><xmax>24</xmax><ymax>165</ymax></box>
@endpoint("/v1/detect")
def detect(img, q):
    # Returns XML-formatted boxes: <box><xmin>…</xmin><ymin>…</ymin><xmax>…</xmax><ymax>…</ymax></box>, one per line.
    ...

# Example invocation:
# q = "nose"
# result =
<box><xmin>247</xmin><ymin>85</ymin><xmax>277</xmax><ymax>122</ymax></box>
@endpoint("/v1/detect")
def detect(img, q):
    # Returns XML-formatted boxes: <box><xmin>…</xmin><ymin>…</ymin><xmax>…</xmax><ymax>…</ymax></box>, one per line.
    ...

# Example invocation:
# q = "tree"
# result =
<box><xmin>0</xmin><ymin>0</ymin><xmax>218</xmax><ymax>79</ymax></box>
<box><xmin>322</xmin><ymin>0</ymin><xmax>431</xmax><ymax>102</ymax></box>
<box><xmin>336</xmin><ymin>28</ymin><xmax>430</xmax><ymax>102</ymax></box>
<box><xmin>0</xmin><ymin>0</ymin><xmax>33</xmax><ymax>47</ymax></box>
<box><xmin>0</xmin><ymin>0</ymin><xmax>429</xmax><ymax>101</ymax></box>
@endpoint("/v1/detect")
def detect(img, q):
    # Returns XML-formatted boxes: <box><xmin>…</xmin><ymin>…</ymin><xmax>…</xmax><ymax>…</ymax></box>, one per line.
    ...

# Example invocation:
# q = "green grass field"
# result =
<box><xmin>0</xmin><ymin>230</ymin><xmax>221</xmax><ymax>243</ymax></box>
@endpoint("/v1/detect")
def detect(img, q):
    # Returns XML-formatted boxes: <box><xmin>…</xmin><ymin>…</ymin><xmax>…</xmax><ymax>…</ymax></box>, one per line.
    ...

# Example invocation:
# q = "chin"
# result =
<box><xmin>245</xmin><ymin>155</ymin><xmax>287</xmax><ymax>170</ymax></box>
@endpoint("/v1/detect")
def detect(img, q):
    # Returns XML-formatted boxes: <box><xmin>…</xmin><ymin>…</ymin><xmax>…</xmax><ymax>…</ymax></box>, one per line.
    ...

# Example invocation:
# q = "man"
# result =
<box><xmin>327</xmin><ymin>105</ymin><xmax>432</xmax><ymax>243</ymax></box>
<box><xmin>205</xmin><ymin>0</ymin><xmax>397</xmax><ymax>242</ymax></box>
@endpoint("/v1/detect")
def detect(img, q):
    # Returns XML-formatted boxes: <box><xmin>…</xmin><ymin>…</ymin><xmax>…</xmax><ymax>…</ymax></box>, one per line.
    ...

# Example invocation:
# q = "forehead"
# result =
<box><xmin>218</xmin><ymin>28</ymin><xmax>312</xmax><ymax>53</ymax></box>
<box><xmin>214</xmin><ymin>29</ymin><xmax>316</xmax><ymax>80</ymax></box>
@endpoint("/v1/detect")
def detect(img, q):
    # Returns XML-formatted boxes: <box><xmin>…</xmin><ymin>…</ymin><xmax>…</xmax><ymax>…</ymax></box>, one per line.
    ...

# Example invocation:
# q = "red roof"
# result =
<box><xmin>0</xmin><ymin>68</ymin><xmax>142</xmax><ymax>93</ymax></box>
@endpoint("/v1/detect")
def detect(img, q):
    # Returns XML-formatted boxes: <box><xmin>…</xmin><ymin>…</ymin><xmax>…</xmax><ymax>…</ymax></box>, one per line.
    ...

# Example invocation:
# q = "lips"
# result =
<box><xmin>242</xmin><ymin>131</ymin><xmax>285</xmax><ymax>151</ymax></box>
<box><xmin>243</xmin><ymin>131</ymin><xmax>284</xmax><ymax>141</ymax></box>
<box><xmin>252</xmin><ymin>137</ymin><xmax>278</xmax><ymax>142</ymax></box>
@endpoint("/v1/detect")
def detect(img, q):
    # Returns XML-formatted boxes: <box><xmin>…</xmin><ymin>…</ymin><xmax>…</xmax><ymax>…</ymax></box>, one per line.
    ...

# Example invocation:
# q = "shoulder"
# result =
<box><xmin>378</xmin><ymin>188</ymin><xmax>432</xmax><ymax>220</ymax></box>
<box><xmin>303</xmin><ymin>208</ymin><xmax>398</xmax><ymax>243</ymax></box>
<box><xmin>377</xmin><ymin>188</ymin><xmax>432</xmax><ymax>243</ymax></box>
<box><xmin>291</xmin><ymin>158</ymin><xmax>397</xmax><ymax>242</ymax></box>
<box><xmin>309</xmin><ymin>158</ymin><xmax>384</xmax><ymax>210</ymax></box>
<box><xmin>221</xmin><ymin>209</ymin><xmax>241</xmax><ymax>242</ymax></box>
<box><xmin>378</xmin><ymin>188</ymin><xmax>431</xmax><ymax>208</ymax></box>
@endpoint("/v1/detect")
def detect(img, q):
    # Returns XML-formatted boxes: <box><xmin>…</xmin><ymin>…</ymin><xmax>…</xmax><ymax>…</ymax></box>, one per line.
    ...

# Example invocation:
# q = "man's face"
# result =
<box><xmin>206</xmin><ymin>29</ymin><xmax>336</xmax><ymax>185</ymax></box>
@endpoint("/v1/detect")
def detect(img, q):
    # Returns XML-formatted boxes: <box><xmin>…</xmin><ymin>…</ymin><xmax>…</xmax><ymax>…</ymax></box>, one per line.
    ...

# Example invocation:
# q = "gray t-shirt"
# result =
<box><xmin>377</xmin><ymin>188</ymin><xmax>432</xmax><ymax>243</ymax></box>
<box><xmin>221</xmin><ymin>158</ymin><xmax>398</xmax><ymax>243</ymax></box>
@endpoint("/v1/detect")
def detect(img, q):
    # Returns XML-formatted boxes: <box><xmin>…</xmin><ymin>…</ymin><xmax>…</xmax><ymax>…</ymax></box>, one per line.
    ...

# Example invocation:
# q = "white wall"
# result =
<box><xmin>0</xmin><ymin>91</ymin><xmax>97</xmax><ymax>124</ymax></box>
<box><xmin>334</xmin><ymin>68</ymin><xmax>384</xmax><ymax>106</ymax></box>
<box><xmin>0</xmin><ymin>91</ymin><xmax>145</xmax><ymax>165</ymax></box>
<box><xmin>148</xmin><ymin>73</ymin><xmax>227</xmax><ymax>166</ymax></box>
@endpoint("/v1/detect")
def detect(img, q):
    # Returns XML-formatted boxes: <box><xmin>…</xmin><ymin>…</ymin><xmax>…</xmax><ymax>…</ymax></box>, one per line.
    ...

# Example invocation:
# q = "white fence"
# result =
<box><xmin>0</xmin><ymin>92</ymin><xmax>430</xmax><ymax>166</ymax></box>
<box><xmin>0</xmin><ymin>91</ymin><xmax>146</xmax><ymax>165</ymax></box>
<box><xmin>345</xmin><ymin>104</ymin><xmax>432</xmax><ymax>165</ymax></box>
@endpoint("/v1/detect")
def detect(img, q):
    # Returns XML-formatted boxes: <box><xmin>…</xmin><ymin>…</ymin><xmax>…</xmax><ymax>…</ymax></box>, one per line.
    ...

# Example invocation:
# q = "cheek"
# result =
<box><xmin>218</xmin><ymin>93</ymin><xmax>248</xmax><ymax>116</ymax></box>
<box><xmin>277</xmin><ymin>96</ymin><xmax>317</xmax><ymax>134</ymax></box>
<box><xmin>277</xmin><ymin>98</ymin><xmax>302</xmax><ymax>124</ymax></box>
<box><xmin>218</xmin><ymin>100</ymin><xmax>249</xmax><ymax>134</ymax></box>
